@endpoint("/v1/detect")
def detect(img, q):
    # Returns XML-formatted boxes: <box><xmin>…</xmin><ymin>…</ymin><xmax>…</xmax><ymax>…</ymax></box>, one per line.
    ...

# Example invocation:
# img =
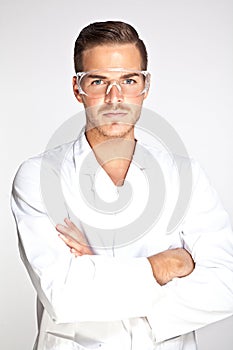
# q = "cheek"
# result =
<box><xmin>82</xmin><ymin>95</ymin><xmax>145</xmax><ymax>108</ymax></box>
<box><xmin>82</xmin><ymin>96</ymin><xmax>105</xmax><ymax>108</ymax></box>
<box><xmin>124</xmin><ymin>96</ymin><xmax>145</xmax><ymax>106</ymax></box>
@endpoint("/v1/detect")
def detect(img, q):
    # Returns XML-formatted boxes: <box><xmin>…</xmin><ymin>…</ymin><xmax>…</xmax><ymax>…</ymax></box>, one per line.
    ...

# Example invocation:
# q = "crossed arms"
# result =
<box><xmin>56</xmin><ymin>217</ymin><xmax>195</xmax><ymax>286</ymax></box>
<box><xmin>11</xmin><ymin>155</ymin><xmax>233</xmax><ymax>342</ymax></box>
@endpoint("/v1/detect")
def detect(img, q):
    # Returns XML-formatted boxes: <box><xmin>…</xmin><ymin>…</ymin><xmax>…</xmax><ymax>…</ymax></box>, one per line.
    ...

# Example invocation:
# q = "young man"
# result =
<box><xmin>11</xmin><ymin>21</ymin><xmax>233</xmax><ymax>350</ymax></box>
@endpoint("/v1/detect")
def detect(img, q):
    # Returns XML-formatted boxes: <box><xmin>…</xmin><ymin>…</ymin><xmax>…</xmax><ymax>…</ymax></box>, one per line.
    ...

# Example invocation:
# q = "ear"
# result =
<box><xmin>143</xmin><ymin>89</ymin><xmax>149</xmax><ymax>100</ymax></box>
<box><xmin>72</xmin><ymin>76</ymin><xmax>83</xmax><ymax>104</ymax></box>
<box><xmin>143</xmin><ymin>73</ymin><xmax>151</xmax><ymax>100</ymax></box>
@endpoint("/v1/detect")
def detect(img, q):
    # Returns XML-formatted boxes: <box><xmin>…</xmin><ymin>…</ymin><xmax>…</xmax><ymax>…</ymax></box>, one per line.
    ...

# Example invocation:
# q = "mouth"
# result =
<box><xmin>102</xmin><ymin>111</ymin><xmax>128</xmax><ymax>118</ymax></box>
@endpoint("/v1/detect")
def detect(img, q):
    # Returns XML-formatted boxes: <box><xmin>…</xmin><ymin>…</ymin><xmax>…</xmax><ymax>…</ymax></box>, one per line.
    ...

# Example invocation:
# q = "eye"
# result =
<box><xmin>91</xmin><ymin>79</ymin><xmax>105</xmax><ymax>86</ymax></box>
<box><xmin>123</xmin><ymin>78</ymin><xmax>137</xmax><ymax>85</ymax></box>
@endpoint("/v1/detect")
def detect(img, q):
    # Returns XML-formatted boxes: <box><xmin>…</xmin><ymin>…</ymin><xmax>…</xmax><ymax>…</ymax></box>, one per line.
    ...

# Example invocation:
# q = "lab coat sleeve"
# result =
<box><xmin>11</xmin><ymin>157</ymin><xmax>163</xmax><ymax>324</ymax></box>
<box><xmin>147</xmin><ymin>160</ymin><xmax>233</xmax><ymax>342</ymax></box>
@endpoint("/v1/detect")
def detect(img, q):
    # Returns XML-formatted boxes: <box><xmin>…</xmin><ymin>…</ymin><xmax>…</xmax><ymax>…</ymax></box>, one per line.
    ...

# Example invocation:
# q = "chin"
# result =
<box><xmin>98</xmin><ymin>124</ymin><xmax>134</xmax><ymax>138</ymax></box>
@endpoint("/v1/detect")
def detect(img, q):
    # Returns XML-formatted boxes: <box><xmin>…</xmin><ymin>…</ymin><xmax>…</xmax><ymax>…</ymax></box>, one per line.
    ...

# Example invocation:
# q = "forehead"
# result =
<box><xmin>81</xmin><ymin>44</ymin><xmax>142</xmax><ymax>71</ymax></box>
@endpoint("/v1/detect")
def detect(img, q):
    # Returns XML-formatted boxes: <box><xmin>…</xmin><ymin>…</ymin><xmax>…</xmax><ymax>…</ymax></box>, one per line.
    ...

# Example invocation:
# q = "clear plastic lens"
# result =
<box><xmin>77</xmin><ymin>69</ymin><xmax>149</xmax><ymax>98</ymax></box>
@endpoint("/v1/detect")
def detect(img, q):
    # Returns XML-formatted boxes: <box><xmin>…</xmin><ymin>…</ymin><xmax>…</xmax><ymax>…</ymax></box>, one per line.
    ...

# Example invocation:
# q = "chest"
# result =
<box><xmin>61</xmin><ymin>152</ymin><xmax>182</xmax><ymax>258</ymax></box>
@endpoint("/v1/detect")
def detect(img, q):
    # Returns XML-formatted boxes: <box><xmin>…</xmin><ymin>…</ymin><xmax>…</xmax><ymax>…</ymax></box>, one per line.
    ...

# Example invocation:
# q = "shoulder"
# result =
<box><xmin>137</xmin><ymin>136</ymin><xmax>199</xmax><ymax>177</ymax></box>
<box><xmin>13</xmin><ymin>140</ymin><xmax>76</xmax><ymax>190</ymax></box>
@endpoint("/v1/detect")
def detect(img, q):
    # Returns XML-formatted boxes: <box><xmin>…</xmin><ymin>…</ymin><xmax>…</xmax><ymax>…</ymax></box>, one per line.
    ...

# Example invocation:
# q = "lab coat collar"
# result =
<box><xmin>72</xmin><ymin>126</ymin><xmax>154</xmax><ymax>176</ymax></box>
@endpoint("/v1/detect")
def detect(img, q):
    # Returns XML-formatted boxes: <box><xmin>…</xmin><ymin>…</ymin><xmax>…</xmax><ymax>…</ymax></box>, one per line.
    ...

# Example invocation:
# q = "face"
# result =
<box><xmin>73</xmin><ymin>44</ymin><xmax>149</xmax><ymax>144</ymax></box>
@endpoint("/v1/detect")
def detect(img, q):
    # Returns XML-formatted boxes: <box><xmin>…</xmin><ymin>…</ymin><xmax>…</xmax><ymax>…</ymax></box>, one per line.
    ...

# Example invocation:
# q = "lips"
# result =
<box><xmin>102</xmin><ymin>111</ymin><xmax>128</xmax><ymax>118</ymax></box>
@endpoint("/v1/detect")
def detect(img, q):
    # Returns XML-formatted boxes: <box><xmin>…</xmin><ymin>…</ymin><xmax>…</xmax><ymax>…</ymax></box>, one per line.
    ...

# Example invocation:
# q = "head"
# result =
<box><xmin>74</xmin><ymin>21</ymin><xmax>148</xmax><ymax>72</ymax></box>
<box><xmin>72</xmin><ymin>21</ymin><xmax>150</xmax><ymax>143</ymax></box>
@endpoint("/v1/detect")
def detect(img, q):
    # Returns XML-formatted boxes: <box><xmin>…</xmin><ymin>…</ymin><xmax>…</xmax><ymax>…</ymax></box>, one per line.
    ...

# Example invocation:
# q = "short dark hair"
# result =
<box><xmin>74</xmin><ymin>21</ymin><xmax>148</xmax><ymax>72</ymax></box>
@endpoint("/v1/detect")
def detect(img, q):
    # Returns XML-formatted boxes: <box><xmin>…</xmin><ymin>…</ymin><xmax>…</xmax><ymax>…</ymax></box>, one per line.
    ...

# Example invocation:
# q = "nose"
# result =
<box><xmin>104</xmin><ymin>82</ymin><xmax>124</xmax><ymax>104</ymax></box>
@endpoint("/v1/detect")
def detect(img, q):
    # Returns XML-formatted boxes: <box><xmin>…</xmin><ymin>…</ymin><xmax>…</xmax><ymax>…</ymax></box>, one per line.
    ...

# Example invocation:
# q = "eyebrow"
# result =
<box><xmin>87</xmin><ymin>74</ymin><xmax>108</xmax><ymax>79</ymax></box>
<box><xmin>87</xmin><ymin>72</ymin><xmax>140</xmax><ymax>80</ymax></box>
<box><xmin>120</xmin><ymin>73</ymin><xmax>140</xmax><ymax>79</ymax></box>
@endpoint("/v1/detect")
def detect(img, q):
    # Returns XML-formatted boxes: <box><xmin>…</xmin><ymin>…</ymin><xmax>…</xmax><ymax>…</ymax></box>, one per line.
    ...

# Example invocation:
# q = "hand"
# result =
<box><xmin>147</xmin><ymin>248</ymin><xmax>195</xmax><ymax>285</ymax></box>
<box><xmin>56</xmin><ymin>218</ymin><xmax>93</xmax><ymax>257</ymax></box>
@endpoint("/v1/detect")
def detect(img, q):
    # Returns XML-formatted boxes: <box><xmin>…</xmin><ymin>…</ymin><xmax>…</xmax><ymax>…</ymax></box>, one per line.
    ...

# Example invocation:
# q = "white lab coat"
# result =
<box><xmin>11</xmin><ymin>128</ymin><xmax>233</xmax><ymax>350</ymax></box>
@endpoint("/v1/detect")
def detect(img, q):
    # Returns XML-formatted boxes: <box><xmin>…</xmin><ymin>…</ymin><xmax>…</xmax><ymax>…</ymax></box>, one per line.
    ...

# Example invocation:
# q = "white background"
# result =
<box><xmin>1</xmin><ymin>0</ymin><xmax>233</xmax><ymax>349</ymax></box>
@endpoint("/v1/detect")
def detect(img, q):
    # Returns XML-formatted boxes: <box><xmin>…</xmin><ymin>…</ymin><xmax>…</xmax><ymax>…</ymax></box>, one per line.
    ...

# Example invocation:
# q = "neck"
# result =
<box><xmin>85</xmin><ymin>127</ymin><xmax>136</xmax><ymax>186</ymax></box>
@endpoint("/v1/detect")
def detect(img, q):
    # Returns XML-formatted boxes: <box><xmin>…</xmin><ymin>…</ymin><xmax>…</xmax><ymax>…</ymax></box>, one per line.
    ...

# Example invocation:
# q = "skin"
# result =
<box><xmin>72</xmin><ymin>44</ymin><xmax>147</xmax><ymax>147</ymax></box>
<box><xmin>56</xmin><ymin>43</ymin><xmax>195</xmax><ymax>286</ymax></box>
<box><xmin>73</xmin><ymin>44</ymin><xmax>147</xmax><ymax>186</ymax></box>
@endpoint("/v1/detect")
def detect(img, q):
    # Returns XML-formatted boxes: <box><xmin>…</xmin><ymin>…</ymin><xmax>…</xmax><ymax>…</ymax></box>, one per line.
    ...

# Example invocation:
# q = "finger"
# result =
<box><xmin>56</xmin><ymin>223</ymin><xmax>84</xmax><ymax>243</ymax></box>
<box><xmin>81</xmin><ymin>245</ymin><xmax>93</xmax><ymax>255</ymax></box>
<box><xmin>64</xmin><ymin>217</ymin><xmax>74</xmax><ymax>227</ymax></box>
<box><xmin>61</xmin><ymin>219</ymin><xmax>87</xmax><ymax>243</ymax></box>
<box><xmin>58</xmin><ymin>233</ymin><xmax>78</xmax><ymax>247</ymax></box>
<box><xmin>64</xmin><ymin>218</ymin><xmax>81</xmax><ymax>232</ymax></box>
<box><xmin>69</xmin><ymin>247</ymin><xmax>92</xmax><ymax>257</ymax></box>
<box><xmin>58</xmin><ymin>232</ymin><xmax>86</xmax><ymax>247</ymax></box>
<box><xmin>56</xmin><ymin>221</ymin><xmax>76</xmax><ymax>234</ymax></box>
<box><xmin>58</xmin><ymin>233</ymin><xmax>92</xmax><ymax>255</ymax></box>
<box><xmin>58</xmin><ymin>233</ymin><xmax>79</xmax><ymax>250</ymax></box>
<box><xmin>70</xmin><ymin>248</ymin><xmax>82</xmax><ymax>257</ymax></box>
<box><xmin>56</xmin><ymin>224</ymin><xmax>70</xmax><ymax>235</ymax></box>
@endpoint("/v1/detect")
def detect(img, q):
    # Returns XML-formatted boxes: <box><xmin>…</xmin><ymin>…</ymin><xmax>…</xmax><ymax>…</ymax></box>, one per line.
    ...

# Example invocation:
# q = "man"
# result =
<box><xmin>11</xmin><ymin>21</ymin><xmax>233</xmax><ymax>350</ymax></box>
